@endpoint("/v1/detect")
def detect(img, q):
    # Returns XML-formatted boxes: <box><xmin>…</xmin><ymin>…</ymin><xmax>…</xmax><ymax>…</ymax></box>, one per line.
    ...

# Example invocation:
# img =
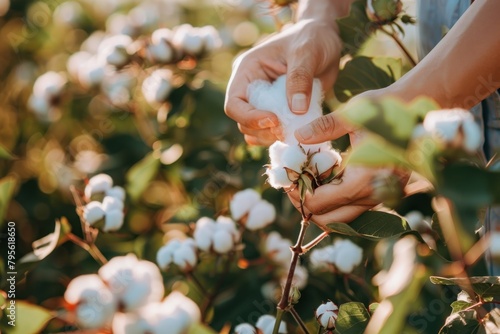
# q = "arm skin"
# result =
<box><xmin>224</xmin><ymin>0</ymin><xmax>355</xmax><ymax>146</ymax></box>
<box><xmin>289</xmin><ymin>0</ymin><xmax>500</xmax><ymax>229</ymax></box>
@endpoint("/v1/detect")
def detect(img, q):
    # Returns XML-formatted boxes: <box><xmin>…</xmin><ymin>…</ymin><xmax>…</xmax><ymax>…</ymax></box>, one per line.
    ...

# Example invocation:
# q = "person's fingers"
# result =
<box><xmin>294</xmin><ymin>112</ymin><xmax>351</xmax><ymax>144</ymax></box>
<box><xmin>244</xmin><ymin>134</ymin><xmax>276</xmax><ymax>146</ymax></box>
<box><xmin>286</xmin><ymin>44</ymin><xmax>316</xmax><ymax>115</ymax></box>
<box><xmin>238</xmin><ymin>124</ymin><xmax>280</xmax><ymax>145</ymax></box>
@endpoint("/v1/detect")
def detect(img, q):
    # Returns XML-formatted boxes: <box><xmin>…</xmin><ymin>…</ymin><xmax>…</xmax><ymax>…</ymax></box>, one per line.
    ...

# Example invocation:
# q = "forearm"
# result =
<box><xmin>383</xmin><ymin>0</ymin><xmax>500</xmax><ymax>108</ymax></box>
<box><xmin>297</xmin><ymin>0</ymin><xmax>355</xmax><ymax>31</ymax></box>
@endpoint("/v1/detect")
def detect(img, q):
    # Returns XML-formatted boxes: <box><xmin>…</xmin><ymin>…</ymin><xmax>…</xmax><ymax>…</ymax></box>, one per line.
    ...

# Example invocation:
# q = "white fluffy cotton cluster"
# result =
<box><xmin>156</xmin><ymin>238</ymin><xmax>198</xmax><ymax>272</ymax></box>
<box><xmin>83</xmin><ymin>173</ymin><xmax>126</xmax><ymax>232</ymax></box>
<box><xmin>414</xmin><ymin>108</ymin><xmax>482</xmax><ymax>153</ymax></box>
<box><xmin>404</xmin><ymin>210</ymin><xmax>431</xmax><ymax>231</ymax></box>
<box><xmin>172</xmin><ymin>24</ymin><xmax>222</xmax><ymax>55</ymax></box>
<box><xmin>142</xmin><ymin>69</ymin><xmax>173</xmax><ymax>107</ymax></box>
<box><xmin>265</xmin><ymin>231</ymin><xmax>309</xmax><ymax>290</ymax></box>
<box><xmin>248</xmin><ymin>75</ymin><xmax>341</xmax><ymax>189</ymax></box>
<box><xmin>309</xmin><ymin>238</ymin><xmax>363</xmax><ymax>274</ymax></box>
<box><xmin>193</xmin><ymin>216</ymin><xmax>240</xmax><ymax>254</ymax></box>
<box><xmin>28</xmin><ymin>71</ymin><xmax>67</xmax><ymax>121</ymax></box>
<box><xmin>64</xmin><ymin>254</ymin><xmax>175</xmax><ymax>330</ymax></box>
<box><xmin>315</xmin><ymin>300</ymin><xmax>339</xmax><ymax>330</ymax></box>
<box><xmin>235</xmin><ymin>315</ymin><xmax>287</xmax><ymax>334</ymax></box>
<box><xmin>230</xmin><ymin>188</ymin><xmax>276</xmax><ymax>230</ymax></box>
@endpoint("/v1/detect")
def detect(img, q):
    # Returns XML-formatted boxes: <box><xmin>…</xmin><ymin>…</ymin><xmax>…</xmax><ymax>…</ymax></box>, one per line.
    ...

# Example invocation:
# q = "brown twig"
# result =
<box><xmin>67</xmin><ymin>233</ymin><xmax>108</xmax><ymax>265</ymax></box>
<box><xmin>290</xmin><ymin>306</ymin><xmax>309</xmax><ymax>334</ymax></box>
<box><xmin>379</xmin><ymin>26</ymin><xmax>417</xmax><ymax>66</ymax></box>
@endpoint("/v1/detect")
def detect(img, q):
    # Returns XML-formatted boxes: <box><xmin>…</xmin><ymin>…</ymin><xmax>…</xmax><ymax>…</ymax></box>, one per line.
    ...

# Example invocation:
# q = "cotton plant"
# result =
<box><xmin>193</xmin><ymin>216</ymin><xmax>240</xmax><ymax>254</ymax></box>
<box><xmin>82</xmin><ymin>173</ymin><xmax>126</xmax><ymax>232</ymax></box>
<box><xmin>156</xmin><ymin>237</ymin><xmax>198</xmax><ymax>272</ymax></box>
<box><xmin>309</xmin><ymin>238</ymin><xmax>363</xmax><ymax>274</ymax></box>
<box><xmin>235</xmin><ymin>314</ymin><xmax>287</xmax><ymax>334</ymax></box>
<box><xmin>315</xmin><ymin>300</ymin><xmax>339</xmax><ymax>332</ymax></box>
<box><xmin>248</xmin><ymin>75</ymin><xmax>342</xmax><ymax>193</ymax></box>
<box><xmin>229</xmin><ymin>188</ymin><xmax>276</xmax><ymax>231</ymax></box>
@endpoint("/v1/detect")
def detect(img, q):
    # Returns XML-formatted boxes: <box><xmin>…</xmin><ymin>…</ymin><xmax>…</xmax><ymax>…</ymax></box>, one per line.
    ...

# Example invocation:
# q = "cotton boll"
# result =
<box><xmin>85</xmin><ymin>173</ymin><xmax>113</xmax><ymax>199</ymax></box>
<box><xmin>81</xmin><ymin>31</ymin><xmax>107</xmax><ymax>54</ymax></box>
<box><xmin>106</xmin><ymin>186</ymin><xmax>126</xmax><ymax>201</ymax></box>
<box><xmin>106</xmin><ymin>13</ymin><xmax>137</xmax><ymax>37</ymax></box>
<box><xmin>102</xmin><ymin>71</ymin><xmax>135</xmax><ymax>106</ymax></box>
<box><xmin>230</xmin><ymin>188</ymin><xmax>261</xmax><ymax>221</ymax></box>
<box><xmin>172</xmin><ymin>238</ymin><xmax>198</xmax><ymax>271</ymax></box>
<box><xmin>245</xmin><ymin>200</ymin><xmax>276</xmax><ymax>230</ymax></box>
<box><xmin>53</xmin><ymin>1</ymin><xmax>84</xmax><ymax>27</ymax></box>
<box><xmin>156</xmin><ymin>239</ymin><xmax>181</xmax><ymax>270</ymax></box>
<box><xmin>280</xmin><ymin>145</ymin><xmax>307</xmax><ymax>172</ymax></box>
<box><xmin>147</xmin><ymin>28</ymin><xmax>175</xmax><ymax>64</ymax></box>
<box><xmin>163</xmin><ymin>291</ymin><xmax>201</xmax><ymax>324</ymax></box>
<box><xmin>247</xmin><ymin>75</ymin><xmax>324</xmax><ymax>148</ymax></box>
<box><xmin>404</xmin><ymin>210</ymin><xmax>431</xmax><ymax>230</ymax></box>
<box><xmin>193</xmin><ymin>217</ymin><xmax>216</xmax><ymax>251</ymax></box>
<box><xmin>64</xmin><ymin>274</ymin><xmax>117</xmax><ymax>329</ymax></box>
<box><xmin>281</xmin><ymin>265</ymin><xmax>308</xmax><ymax>290</ymax></box>
<box><xmin>98</xmin><ymin>34</ymin><xmax>133</xmax><ymax>67</ymax></box>
<box><xmin>98</xmin><ymin>254</ymin><xmax>164</xmax><ymax>312</ymax></box>
<box><xmin>172</xmin><ymin>24</ymin><xmax>203</xmax><ymax>55</ymax></box>
<box><xmin>332</xmin><ymin>239</ymin><xmax>363</xmax><ymax>274</ymax></box>
<box><xmin>199</xmin><ymin>25</ymin><xmax>222</xmax><ymax>52</ymax></box>
<box><xmin>152</xmin><ymin>28</ymin><xmax>174</xmax><ymax>45</ymax></box>
<box><xmin>315</xmin><ymin>301</ymin><xmax>339</xmax><ymax>330</ymax></box>
<box><xmin>102</xmin><ymin>196</ymin><xmax>124</xmax><ymax>212</ymax></box>
<box><xmin>28</xmin><ymin>94</ymin><xmax>51</xmax><ymax>117</ymax></box>
<box><xmin>142</xmin><ymin>69</ymin><xmax>173</xmax><ymax>107</ymax></box>
<box><xmin>234</xmin><ymin>323</ymin><xmax>257</xmax><ymax>334</ymax></box>
<box><xmin>309</xmin><ymin>149</ymin><xmax>341</xmax><ymax>175</ymax></box>
<box><xmin>309</xmin><ymin>245</ymin><xmax>336</xmax><ymax>270</ymax></box>
<box><xmin>67</xmin><ymin>51</ymin><xmax>92</xmax><ymax>81</ymax></box>
<box><xmin>103</xmin><ymin>209</ymin><xmax>124</xmax><ymax>232</ymax></box>
<box><xmin>78</xmin><ymin>56</ymin><xmax>108</xmax><ymax>88</ymax></box>
<box><xmin>212</xmin><ymin>229</ymin><xmax>234</xmax><ymax>254</ymax></box>
<box><xmin>269</xmin><ymin>141</ymin><xmax>289</xmax><ymax>166</ymax></box>
<box><xmin>215</xmin><ymin>216</ymin><xmax>239</xmax><ymax>239</ymax></box>
<box><xmin>266</xmin><ymin>232</ymin><xmax>292</xmax><ymax>266</ymax></box>
<box><xmin>33</xmin><ymin>71</ymin><xmax>67</xmax><ymax>98</ymax></box>
<box><xmin>266</xmin><ymin>167</ymin><xmax>293</xmax><ymax>189</ymax></box>
<box><xmin>461</xmin><ymin>117</ymin><xmax>482</xmax><ymax>152</ymax></box>
<box><xmin>83</xmin><ymin>201</ymin><xmax>105</xmax><ymax>225</ymax></box>
<box><xmin>256</xmin><ymin>315</ymin><xmax>287</xmax><ymax>334</ymax></box>
<box><xmin>112</xmin><ymin>312</ymin><xmax>146</xmax><ymax>334</ymax></box>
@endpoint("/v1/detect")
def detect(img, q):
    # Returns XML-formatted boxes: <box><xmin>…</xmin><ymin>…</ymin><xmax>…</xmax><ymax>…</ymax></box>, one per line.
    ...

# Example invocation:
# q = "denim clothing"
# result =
<box><xmin>417</xmin><ymin>0</ymin><xmax>500</xmax><ymax>275</ymax></box>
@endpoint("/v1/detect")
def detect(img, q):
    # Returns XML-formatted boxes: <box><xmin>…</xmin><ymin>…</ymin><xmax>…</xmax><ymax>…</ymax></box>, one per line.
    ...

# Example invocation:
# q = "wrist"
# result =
<box><xmin>296</xmin><ymin>0</ymin><xmax>353</xmax><ymax>31</ymax></box>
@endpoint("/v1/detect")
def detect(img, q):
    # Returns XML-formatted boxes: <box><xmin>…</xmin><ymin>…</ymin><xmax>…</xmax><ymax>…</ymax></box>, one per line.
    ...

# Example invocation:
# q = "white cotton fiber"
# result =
<box><xmin>247</xmin><ymin>75</ymin><xmax>327</xmax><ymax>150</ymax></box>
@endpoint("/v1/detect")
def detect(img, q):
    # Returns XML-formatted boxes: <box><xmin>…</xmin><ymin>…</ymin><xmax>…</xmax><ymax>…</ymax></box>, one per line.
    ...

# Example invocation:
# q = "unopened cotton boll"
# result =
<box><xmin>234</xmin><ymin>323</ymin><xmax>257</xmax><ymax>334</ymax></box>
<box><xmin>103</xmin><ymin>209</ymin><xmax>124</xmax><ymax>232</ymax></box>
<box><xmin>266</xmin><ymin>232</ymin><xmax>292</xmax><ymax>266</ymax></box>
<box><xmin>247</xmin><ymin>75</ymin><xmax>324</xmax><ymax>148</ymax></box>
<box><xmin>64</xmin><ymin>274</ymin><xmax>117</xmax><ymax>329</ymax></box>
<box><xmin>142</xmin><ymin>69</ymin><xmax>173</xmax><ymax>107</ymax></box>
<box><xmin>422</xmin><ymin>108</ymin><xmax>482</xmax><ymax>153</ymax></box>
<box><xmin>83</xmin><ymin>201</ymin><xmax>105</xmax><ymax>225</ymax></box>
<box><xmin>332</xmin><ymin>239</ymin><xmax>363</xmax><ymax>273</ymax></box>
<box><xmin>85</xmin><ymin>173</ymin><xmax>113</xmax><ymax>199</ymax></box>
<box><xmin>172</xmin><ymin>24</ymin><xmax>203</xmax><ymax>54</ymax></box>
<box><xmin>230</xmin><ymin>188</ymin><xmax>261</xmax><ymax>221</ymax></box>
<box><xmin>315</xmin><ymin>300</ymin><xmax>339</xmax><ymax>330</ymax></box>
<box><xmin>256</xmin><ymin>315</ymin><xmax>287</xmax><ymax>334</ymax></box>
<box><xmin>245</xmin><ymin>200</ymin><xmax>276</xmax><ymax>230</ymax></box>
<box><xmin>98</xmin><ymin>34</ymin><xmax>133</xmax><ymax>67</ymax></box>
<box><xmin>98</xmin><ymin>254</ymin><xmax>164</xmax><ymax>312</ymax></box>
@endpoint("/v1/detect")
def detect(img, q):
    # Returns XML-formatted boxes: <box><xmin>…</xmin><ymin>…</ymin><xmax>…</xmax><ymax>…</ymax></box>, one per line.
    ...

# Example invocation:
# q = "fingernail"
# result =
<box><xmin>258</xmin><ymin>117</ymin><xmax>277</xmax><ymax>128</ymax></box>
<box><xmin>292</xmin><ymin>93</ymin><xmax>308</xmax><ymax>113</ymax></box>
<box><xmin>296</xmin><ymin>127</ymin><xmax>313</xmax><ymax>141</ymax></box>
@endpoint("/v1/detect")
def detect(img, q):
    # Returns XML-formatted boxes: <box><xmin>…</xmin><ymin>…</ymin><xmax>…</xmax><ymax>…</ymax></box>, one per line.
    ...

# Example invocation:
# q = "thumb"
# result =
<box><xmin>294</xmin><ymin>112</ymin><xmax>349</xmax><ymax>144</ymax></box>
<box><xmin>286</xmin><ymin>55</ymin><xmax>315</xmax><ymax>115</ymax></box>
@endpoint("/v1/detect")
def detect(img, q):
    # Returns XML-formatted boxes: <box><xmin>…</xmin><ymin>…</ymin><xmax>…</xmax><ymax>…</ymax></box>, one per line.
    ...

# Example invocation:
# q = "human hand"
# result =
<box><xmin>224</xmin><ymin>19</ymin><xmax>342</xmax><ymax>146</ymax></box>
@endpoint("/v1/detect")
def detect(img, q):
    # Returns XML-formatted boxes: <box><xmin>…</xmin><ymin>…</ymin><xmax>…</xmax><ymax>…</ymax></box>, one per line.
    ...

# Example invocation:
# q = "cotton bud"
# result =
<box><xmin>234</xmin><ymin>323</ymin><xmax>257</xmax><ymax>334</ymax></box>
<box><xmin>490</xmin><ymin>231</ymin><xmax>500</xmax><ymax>262</ymax></box>
<box><xmin>103</xmin><ymin>209</ymin><xmax>124</xmax><ymax>232</ymax></box>
<box><xmin>315</xmin><ymin>300</ymin><xmax>339</xmax><ymax>330</ymax></box>
<box><xmin>366</xmin><ymin>0</ymin><xmax>402</xmax><ymax>23</ymax></box>
<box><xmin>266</xmin><ymin>232</ymin><xmax>292</xmax><ymax>266</ymax></box>
<box><xmin>310</xmin><ymin>149</ymin><xmax>341</xmax><ymax>177</ymax></box>
<box><xmin>419</xmin><ymin>108</ymin><xmax>482</xmax><ymax>153</ymax></box>
<box><xmin>98</xmin><ymin>34</ymin><xmax>133</xmax><ymax>67</ymax></box>
<box><xmin>98</xmin><ymin>254</ymin><xmax>164</xmax><ymax>312</ymax></box>
<box><xmin>404</xmin><ymin>211</ymin><xmax>431</xmax><ymax>231</ymax></box>
<box><xmin>85</xmin><ymin>173</ymin><xmax>113</xmax><ymax>199</ymax></box>
<box><xmin>246</xmin><ymin>200</ymin><xmax>276</xmax><ymax>231</ymax></box>
<box><xmin>157</xmin><ymin>238</ymin><xmax>198</xmax><ymax>272</ymax></box>
<box><xmin>83</xmin><ymin>201</ymin><xmax>105</xmax><ymax>225</ymax></box>
<box><xmin>147</xmin><ymin>28</ymin><xmax>174</xmax><ymax>63</ymax></box>
<box><xmin>332</xmin><ymin>239</ymin><xmax>363</xmax><ymax>274</ymax></box>
<box><xmin>106</xmin><ymin>186</ymin><xmax>126</xmax><ymax>201</ymax></box>
<box><xmin>64</xmin><ymin>274</ymin><xmax>117</xmax><ymax>329</ymax></box>
<box><xmin>142</xmin><ymin>69</ymin><xmax>173</xmax><ymax>107</ymax></box>
<box><xmin>256</xmin><ymin>315</ymin><xmax>287</xmax><ymax>334</ymax></box>
<box><xmin>230</xmin><ymin>188</ymin><xmax>261</xmax><ymax>221</ymax></box>
<box><xmin>172</xmin><ymin>24</ymin><xmax>203</xmax><ymax>55</ymax></box>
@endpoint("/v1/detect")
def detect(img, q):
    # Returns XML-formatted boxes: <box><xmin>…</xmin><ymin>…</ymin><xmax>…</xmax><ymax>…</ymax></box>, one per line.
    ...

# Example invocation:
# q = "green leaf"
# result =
<box><xmin>450</xmin><ymin>300</ymin><xmax>473</xmax><ymax>314</ymax></box>
<box><xmin>407</xmin><ymin>97</ymin><xmax>440</xmax><ymax>120</ymax></box>
<box><xmin>340</xmin><ymin>97</ymin><xmax>417</xmax><ymax>148</ymax></box>
<box><xmin>348</xmin><ymin>136</ymin><xmax>409</xmax><ymax>168</ymax></box>
<box><xmin>439</xmin><ymin>164</ymin><xmax>500</xmax><ymax>208</ymax></box>
<box><xmin>188</xmin><ymin>323</ymin><xmax>218</xmax><ymax>334</ymax></box>
<box><xmin>368</xmin><ymin>303</ymin><xmax>379</xmax><ymax>314</ymax></box>
<box><xmin>5</xmin><ymin>301</ymin><xmax>53</xmax><ymax>334</ymax></box>
<box><xmin>336</xmin><ymin>302</ymin><xmax>370</xmax><ymax>334</ymax></box>
<box><xmin>0</xmin><ymin>176</ymin><xmax>17</xmax><ymax>230</ymax></box>
<box><xmin>126</xmin><ymin>151</ymin><xmax>161</xmax><ymax>202</ymax></box>
<box><xmin>334</xmin><ymin>57</ymin><xmax>402</xmax><ymax>102</ymax></box>
<box><xmin>430</xmin><ymin>276</ymin><xmax>500</xmax><ymax>301</ymax></box>
<box><xmin>0</xmin><ymin>144</ymin><xmax>14</xmax><ymax>160</ymax></box>
<box><xmin>17</xmin><ymin>218</ymin><xmax>70</xmax><ymax>281</ymax></box>
<box><xmin>439</xmin><ymin>310</ymin><xmax>482</xmax><ymax>334</ymax></box>
<box><xmin>326</xmin><ymin>211</ymin><xmax>410</xmax><ymax>240</ymax></box>
<box><xmin>337</xmin><ymin>0</ymin><xmax>374</xmax><ymax>55</ymax></box>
